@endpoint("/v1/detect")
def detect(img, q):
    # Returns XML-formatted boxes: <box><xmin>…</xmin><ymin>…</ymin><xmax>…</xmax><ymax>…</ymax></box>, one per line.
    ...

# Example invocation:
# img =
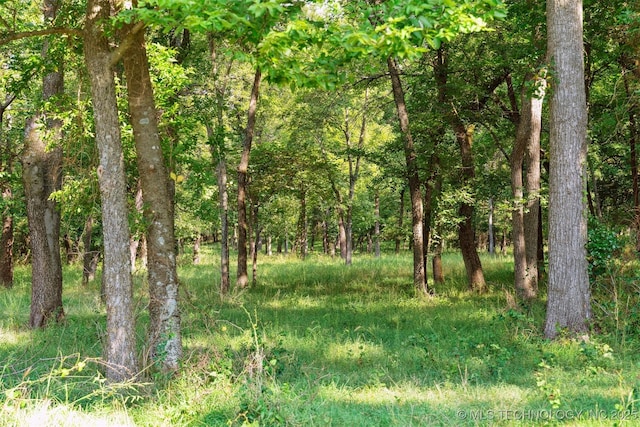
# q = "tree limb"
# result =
<box><xmin>109</xmin><ymin>21</ymin><xmax>146</xmax><ymax>67</ymax></box>
<box><xmin>0</xmin><ymin>27</ymin><xmax>82</xmax><ymax>45</ymax></box>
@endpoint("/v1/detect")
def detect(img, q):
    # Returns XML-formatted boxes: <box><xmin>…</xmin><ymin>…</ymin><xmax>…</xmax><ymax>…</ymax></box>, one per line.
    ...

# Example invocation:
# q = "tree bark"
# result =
<box><xmin>396</xmin><ymin>187</ymin><xmax>405</xmax><ymax>253</ymax></box>
<box><xmin>121</xmin><ymin>22</ymin><xmax>181</xmax><ymax>372</ymax></box>
<box><xmin>523</xmin><ymin>82</ymin><xmax>544</xmax><ymax>298</ymax></box>
<box><xmin>374</xmin><ymin>192</ymin><xmax>381</xmax><ymax>258</ymax></box>
<box><xmin>23</xmin><ymin>0</ymin><xmax>64</xmax><ymax>327</ymax></box>
<box><xmin>81</xmin><ymin>215</ymin><xmax>98</xmax><ymax>286</ymax></box>
<box><xmin>237</xmin><ymin>68</ymin><xmax>261</xmax><ymax>288</ymax></box>
<box><xmin>621</xmin><ymin>60</ymin><xmax>640</xmax><ymax>250</ymax></box>
<box><xmin>207</xmin><ymin>38</ymin><xmax>231</xmax><ymax>295</ymax></box>
<box><xmin>511</xmin><ymin>76</ymin><xmax>544</xmax><ymax>301</ymax></box>
<box><xmin>251</xmin><ymin>202</ymin><xmax>260</xmax><ymax>285</ymax></box>
<box><xmin>84</xmin><ymin>0</ymin><xmax>138</xmax><ymax>381</ymax></box>
<box><xmin>206</xmin><ymin>123</ymin><xmax>230</xmax><ymax>294</ymax></box>
<box><xmin>387</xmin><ymin>56</ymin><xmax>428</xmax><ymax>294</ymax></box>
<box><xmin>193</xmin><ymin>234</ymin><xmax>201</xmax><ymax>265</ymax></box>
<box><xmin>0</xmin><ymin>95</ymin><xmax>16</xmax><ymax>288</ymax></box>
<box><xmin>434</xmin><ymin>47</ymin><xmax>486</xmax><ymax>292</ymax></box>
<box><xmin>544</xmin><ymin>0</ymin><xmax>591</xmax><ymax>339</ymax></box>
<box><xmin>0</xmin><ymin>207</ymin><xmax>13</xmax><ymax>288</ymax></box>
<box><xmin>432</xmin><ymin>239</ymin><xmax>444</xmax><ymax>284</ymax></box>
<box><xmin>488</xmin><ymin>198</ymin><xmax>495</xmax><ymax>255</ymax></box>
<box><xmin>297</xmin><ymin>185</ymin><xmax>308</xmax><ymax>260</ymax></box>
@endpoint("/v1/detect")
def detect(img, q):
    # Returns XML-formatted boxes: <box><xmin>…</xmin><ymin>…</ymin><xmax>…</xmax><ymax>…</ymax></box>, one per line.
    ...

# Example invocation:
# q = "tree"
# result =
<box><xmin>22</xmin><ymin>0</ymin><xmax>64</xmax><ymax>328</ymax></box>
<box><xmin>0</xmin><ymin>93</ymin><xmax>17</xmax><ymax>288</ymax></box>
<box><xmin>237</xmin><ymin>67</ymin><xmax>261</xmax><ymax>288</ymax></box>
<box><xmin>544</xmin><ymin>0</ymin><xmax>591</xmax><ymax>339</ymax></box>
<box><xmin>119</xmin><ymin>16</ymin><xmax>182</xmax><ymax>372</ymax></box>
<box><xmin>84</xmin><ymin>0</ymin><xmax>138</xmax><ymax>381</ymax></box>
<box><xmin>387</xmin><ymin>56</ymin><xmax>428</xmax><ymax>293</ymax></box>
<box><xmin>510</xmin><ymin>74</ymin><xmax>545</xmax><ymax>301</ymax></box>
<box><xmin>434</xmin><ymin>46</ymin><xmax>489</xmax><ymax>292</ymax></box>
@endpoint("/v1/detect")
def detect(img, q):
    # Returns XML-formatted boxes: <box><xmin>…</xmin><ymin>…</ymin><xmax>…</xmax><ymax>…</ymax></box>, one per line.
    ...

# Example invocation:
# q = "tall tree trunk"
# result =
<box><xmin>488</xmin><ymin>198</ymin><xmax>495</xmax><ymax>255</ymax></box>
<box><xmin>523</xmin><ymin>82</ymin><xmax>544</xmax><ymax>297</ymax></box>
<box><xmin>511</xmin><ymin>77</ymin><xmax>544</xmax><ymax>301</ymax></box>
<box><xmin>297</xmin><ymin>185</ymin><xmax>308</xmax><ymax>260</ymax></box>
<box><xmin>121</xmin><ymin>22</ymin><xmax>181</xmax><ymax>372</ymax></box>
<box><xmin>337</xmin><ymin>208</ymin><xmax>347</xmax><ymax>259</ymax></box>
<box><xmin>207</xmin><ymin>123</ymin><xmax>230</xmax><ymax>294</ymax></box>
<box><xmin>0</xmin><ymin>96</ymin><xmax>16</xmax><ymax>288</ymax></box>
<box><xmin>387</xmin><ymin>57</ymin><xmax>428</xmax><ymax>294</ymax></box>
<box><xmin>129</xmin><ymin>181</ymin><xmax>143</xmax><ymax>272</ymax></box>
<box><xmin>432</xmin><ymin>239</ymin><xmax>444</xmax><ymax>284</ymax></box>
<box><xmin>84</xmin><ymin>0</ymin><xmax>138</xmax><ymax>381</ymax></box>
<box><xmin>237</xmin><ymin>68</ymin><xmax>261</xmax><ymax>288</ymax></box>
<box><xmin>0</xmin><ymin>206</ymin><xmax>13</xmax><ymax>288</ymax></box>
<box><xmin>544</xmin><ymin>0</ymin><xmax>590</xmax><ymax>339</ymax></box>
<box><xmin>396</xmin><ymin>187</ymin><xmax>405</xmax><ymax>253</ymax></box>
<box><xmin>621</xmin><ymin>60</ymin><xmax>640</xmax><ymax>250</ymax></box>
<box><xmin>454</xmin><ymin>127</ymin><xmax>486</xmax><ymax>292</ymax></box>
<box><xmin>81</xmin><ymin>215</ymin><xmax>98</xmax><ymax>286</ymax></box>
<box><xmin>251</xmin><ymin>202</ymin><xmax>260</xmax><ymax>285</ymax></box>
<box><xmin>345</xmin><ymin>89</ymin><xmax>368</xmax><ymax>266</ymax></box>
<box><xmin>208</xmin><ymin>38</ymin><xmax>231</xmax><ymax>295</ymax></box>
<box><xmin>193</xmin><ymin>234</ymin><xmax>201</xmax><ymax>265</ymax></box>
<box><xmin>23</xmin><ymin>1</ymin><xmax>64</xmax><ymax>327</ymax></box>
<box><xmin>434</xmin><ymin>48</ymin><xmax>486</xmax><ymax>292</ymax></box>
<box><xmin>423</xmin><ymin>151</ymin><xmax>442</xmax><ymax>292</ymax></box>
<box><xmin>374</xmin><ymin>192</ymin><xmax>381</xmax><ymax>258</ymax></box>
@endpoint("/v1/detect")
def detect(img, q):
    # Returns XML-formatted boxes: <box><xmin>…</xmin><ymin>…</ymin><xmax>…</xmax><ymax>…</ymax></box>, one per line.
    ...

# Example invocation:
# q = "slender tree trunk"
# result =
<box><xmin>193</xmin><ymin>234</ymin><xmax>201</xmax><ymax>265</ymax></box>
<box><xmin>544</xmin><ymin>0</ymin><xmax>591</xmax><ymax>339</ymax></box>
<box><xmin>297</xmin><ymin>186</ymin><xmax>308</xmax><ymax>260</ymax></box>
<box><xmin>0</xmin><ymin>97</ymin><xmax>15</xmax><ymax>288</ymax></box>
<box><xmin>251</xmin><ymin>203</ymin><xmax>260</xmax><ymax>285</ymax></box>
<box><xmin>130</xmin><ymin>181</ymin><xmax>143</xmax><ymax>272</ymax></box>
<box><xmin>454</xmin><ymin>125</ymin><xmax>486</xmax><ymax>291</ymax></box>
<box><xmin>396</xmin><ymin>188</ymin><xmax>405</xmax><ymax>253</ymax></box>
<box><xmin>387</xmin><ymin>57</ymin><xmax>428</xmax><ymax>294</ymax></box>
<box><xmin>207</xmin><ymin>123</ymin><xmax>230</xmax><ymax>294</ymax></box>
<box><xmin>511</xmin><ymin>112</ymin><xmax>528</xmax><ymax>301</ymax></box>
<box><xmin>81</xmin><ymin>215</ymin><xmax>98</xmax><ymax>286</ymax></box>
<box><xmin>432</xmin><ymin>239</ymin><xmax>444</xmax><ymax>284</ymax></box>
<box><xmin>488</xmin><ymin>198</ymin><xmax>495</xmax><ymax>255</ymax></box>
<box><xmin>434</xmin><ymin>48</ymin><xmax>486</xmax><ymax>292</ymax></box>
<box><xmin>0</xmin><ymin>207</ymin><xmax>13</xmax><ymax>288</ymax></box>
<box><xmin>374</xmin><ymin>193</ymin><xmax>381</xmax><ymax>258</ymax></box>
<box><xmin>523</xmin><ymin>82</ymin><xmax>544</xmax><ymax>297</ymax></box>
<box><xmin>345</xmin><ymin>90</ymin><xmax>368</xmax><ymax>266</ymax></box>
<box><xmin>84</xmin><ymin>0</ymin><xmax>137</xmax><ymax>381</ymax></box>
<box><xmin>423</xmin><ymin>151</ymin><xmax>442</xmax><ymax>292</ymax></box>
<box><xmin>337</xmin><ymin>209</ymin><xmax>347</xmax><ymax>260</ymax></box>
<box><xmin>23</xmin><ymin>2</ymin><xmax>64</xmax><ymax>327</ymax></box>
<box><xmin>237</xmin><ymin>68</ymin><xmax>261</xmax><ymax>288</ymax></box>
<box><xmin>622</xmin><ymin>61</ymin><xmax>640</xmax><ymax>250</ymax></box>
<box><xmin>511</xmin><ymin>77</ymin><xmax>544</xmax><ymax>301</ymax></box>
<box><xmin>121</xmin><ymin>22</ymin><xmax>181</xmax><ymax>372</ymax></box>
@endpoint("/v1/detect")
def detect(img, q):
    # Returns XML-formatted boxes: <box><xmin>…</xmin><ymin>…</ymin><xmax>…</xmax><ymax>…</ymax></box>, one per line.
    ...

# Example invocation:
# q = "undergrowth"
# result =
<box><xmin>1</xmin><ymin>248</ymin><xmax>639</xmax><ymax>426</ymax></box>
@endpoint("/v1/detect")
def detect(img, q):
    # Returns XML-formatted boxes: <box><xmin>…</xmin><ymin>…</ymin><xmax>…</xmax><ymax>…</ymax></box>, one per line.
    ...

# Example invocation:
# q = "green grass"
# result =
<box><xmin>1</xmin><ymin>248</ymin><xmax>640</xmax><ymax>426</ymax></box>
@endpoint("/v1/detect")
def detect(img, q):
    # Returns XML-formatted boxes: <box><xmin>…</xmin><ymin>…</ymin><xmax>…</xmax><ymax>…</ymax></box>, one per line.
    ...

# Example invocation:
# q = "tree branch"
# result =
<box><xmin>0</xmin><ymin>27</ymin><xmax>82</xmax><ymax>46</ymax></box>
<box><xmin>109</xmin><ymin>21</ymin><xmax>146</xmax><ymax>67</ymax></box>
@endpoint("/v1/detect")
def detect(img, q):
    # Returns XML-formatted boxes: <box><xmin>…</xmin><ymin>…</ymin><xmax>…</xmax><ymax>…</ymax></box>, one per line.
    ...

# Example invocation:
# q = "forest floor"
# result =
<box><xmin>1</xmin><ymin>248</ymin><xmax>640</xmax><ymax>426</ymax></box>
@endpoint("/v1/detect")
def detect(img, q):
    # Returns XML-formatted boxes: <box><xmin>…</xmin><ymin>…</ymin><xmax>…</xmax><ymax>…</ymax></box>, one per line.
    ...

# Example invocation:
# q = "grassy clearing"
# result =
<box><xmin>1</xmin><ymin>249</ymin><xmax>640</xmax><ymax>426</ymax></box>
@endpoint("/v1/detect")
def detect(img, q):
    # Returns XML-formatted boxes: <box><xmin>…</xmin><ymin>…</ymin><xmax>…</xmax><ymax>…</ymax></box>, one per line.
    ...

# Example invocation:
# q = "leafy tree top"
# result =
<box><xmin>121</xmin><ymin>0</ymin><xmax>505</xmax><ymax>89</ymax></box>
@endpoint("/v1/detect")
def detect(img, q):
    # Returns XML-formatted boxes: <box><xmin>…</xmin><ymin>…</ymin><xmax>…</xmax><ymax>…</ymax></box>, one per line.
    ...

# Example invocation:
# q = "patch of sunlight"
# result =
<box><xmin>318</xmin><ymin>382</ymin><xmax>533</xmax><ymax>407</ymax></box>
<box><xmin>0</xmin><ymin>327</ymin><xmax>30</xmax><ymax>346</ymax></box>
<box><xmin>264</xmin><ymin>295</ymin><xmax>325</xmax><ymax>309</ymax></box>
<box><xmin>3</xmin><ymin>400</ymin><xmax>135</xmax><ymax>427</ymax></box>
<box><xmin>324</xmin><ymin>340</ymin><xmax>386</xmax><ymax>364</ymax></box>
